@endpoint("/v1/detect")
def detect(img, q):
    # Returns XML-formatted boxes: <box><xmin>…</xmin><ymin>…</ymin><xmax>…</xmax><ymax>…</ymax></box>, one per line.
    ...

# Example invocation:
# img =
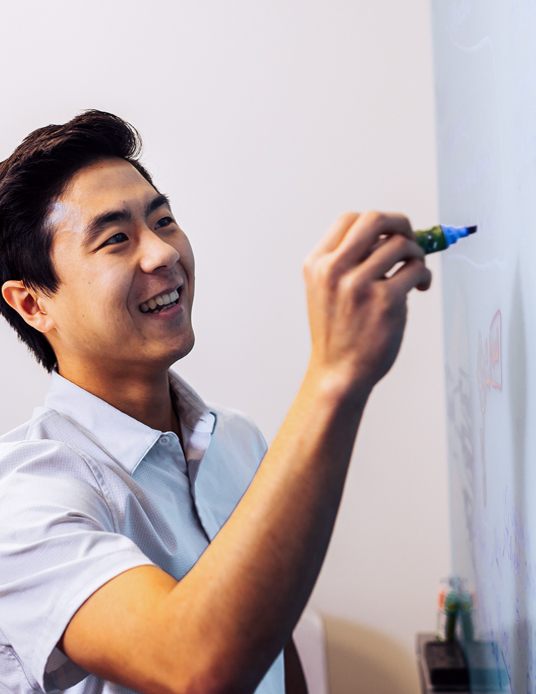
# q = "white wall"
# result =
<box><xmin>0</xmin><ymin>0</ymin><xmax>449</xmax><ymax>688</ymax></box>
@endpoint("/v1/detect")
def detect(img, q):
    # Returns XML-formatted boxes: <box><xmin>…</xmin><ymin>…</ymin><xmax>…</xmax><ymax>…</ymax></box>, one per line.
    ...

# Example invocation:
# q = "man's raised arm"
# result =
<box><xmin>60</xmin><ymin>211</ymin><xmax>431</xmax><ymax>694</ymax></box>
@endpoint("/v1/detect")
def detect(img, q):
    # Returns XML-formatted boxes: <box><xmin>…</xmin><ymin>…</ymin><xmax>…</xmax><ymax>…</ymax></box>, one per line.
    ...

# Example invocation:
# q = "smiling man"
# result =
<box><xmin>18</xmin><ymin>157</ymin><xmax>197</xmax><ymax>430</ymax></box>
<box><xmin>0</xmin><ymin>111</ymin><xmax>431</xmax><ymax>694</ymax></box>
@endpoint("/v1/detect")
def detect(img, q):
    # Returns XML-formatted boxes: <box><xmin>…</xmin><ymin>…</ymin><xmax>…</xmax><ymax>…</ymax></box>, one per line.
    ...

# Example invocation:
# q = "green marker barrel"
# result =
<box><xmin>437</xmin><ymin>582</ymin><xmax>460</xmax><ymax>642</ymax></box>
<box><xmin>459</xmin><ymin>590</ymin><xmax>475</xmax><ymax>642</ymax></box>
<box><xmin>415</xmin><ymin>225</ymin><xmax>477</xmax><ymax>254</ymax></box>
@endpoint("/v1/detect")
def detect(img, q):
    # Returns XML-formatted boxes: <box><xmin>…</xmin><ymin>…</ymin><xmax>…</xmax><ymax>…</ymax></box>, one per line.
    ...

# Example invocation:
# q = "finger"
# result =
<box><xmin>359</xmin><ymin>234</ymin><xmax>424</xmax><ymax>281</ymax></box>
<box><xmin>386</xmin><ymin>257</ymin><xmax>432</xmax><ymax>295</ymax></box>
<box><xmin>309</xmin><ymin>212</ymin><xmax>361</xmax><ymax>257</ymax></box>
<box><xmin>333</xmin><ymin>211</ymin><xmax>414</xmax><ymax>269</ymax></box>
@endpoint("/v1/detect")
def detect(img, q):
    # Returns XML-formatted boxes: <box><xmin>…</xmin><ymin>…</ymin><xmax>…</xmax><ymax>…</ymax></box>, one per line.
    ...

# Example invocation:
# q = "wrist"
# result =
<box><xmin>302</xmin><ymin>360</ymin><xmax>373</xmax><ymax>414</ymax></box>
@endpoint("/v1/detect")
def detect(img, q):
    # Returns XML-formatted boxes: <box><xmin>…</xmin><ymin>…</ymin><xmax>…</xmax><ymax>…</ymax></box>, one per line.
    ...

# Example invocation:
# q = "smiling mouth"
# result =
<box><xmin>140</xmin><ymin>288</ymin><xmax>180</xmax><ymax>313</ymax></box>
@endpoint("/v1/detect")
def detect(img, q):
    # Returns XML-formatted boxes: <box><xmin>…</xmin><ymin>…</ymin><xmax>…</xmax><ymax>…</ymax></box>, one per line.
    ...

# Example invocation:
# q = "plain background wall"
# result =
<box><xmin>0</xmin><ymin>1</ymin><xmax>449</xmax><ymax>689</ymax></box>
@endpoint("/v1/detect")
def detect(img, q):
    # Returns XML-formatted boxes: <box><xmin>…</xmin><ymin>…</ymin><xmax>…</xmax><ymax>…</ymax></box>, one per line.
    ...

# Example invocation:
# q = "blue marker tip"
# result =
<box><xmin>441</xmin><ymin>225</ymin><xmax>477</xmax><ymax>247</ymax></box>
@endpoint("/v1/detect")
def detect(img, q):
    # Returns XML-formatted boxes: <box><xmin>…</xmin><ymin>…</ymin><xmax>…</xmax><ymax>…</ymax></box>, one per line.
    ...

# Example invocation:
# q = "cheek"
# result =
<box><xmin>180</xmin><ymin>239</ymin><xmax>195</xmax><ymax>279</ymax></box>
<box><xmin>62</xmin><ymin>270</ymin><xmax>129</xmax><ymax>323</ymax></box>
<box><xmin>50</xmin><ymin>244</ymin><xmax>133</xmax><ymax>332</ymax></box>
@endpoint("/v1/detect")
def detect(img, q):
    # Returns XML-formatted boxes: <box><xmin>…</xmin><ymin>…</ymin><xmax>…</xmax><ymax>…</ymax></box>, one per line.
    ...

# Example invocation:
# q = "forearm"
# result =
<box><xmin>285</xmin><ymin>638</ymin><xmax>308</xmax><ymax>694</ymax></box>
<box><xmin>60</xmin><ymin>212</ymin><xmax>431</xmax><ymax>694</ymax></box>
<box><xmin>161</xmin><ymin>367</ymin><xmax>369</xmax><ymax>689</ymax></box>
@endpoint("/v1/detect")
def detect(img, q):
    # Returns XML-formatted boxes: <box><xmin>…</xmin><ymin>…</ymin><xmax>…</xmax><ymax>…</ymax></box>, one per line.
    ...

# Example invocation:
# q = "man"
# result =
<box><xmin>0</xmin><ymin>110</ymin><xmax>431</xmax><ymax>694</ymax></box>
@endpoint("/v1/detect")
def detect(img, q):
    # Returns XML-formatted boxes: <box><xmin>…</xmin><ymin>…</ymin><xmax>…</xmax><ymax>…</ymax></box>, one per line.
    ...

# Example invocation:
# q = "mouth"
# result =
<box><xmin>139</xmin><ymin>286</ymin><xmax>181</xmax><ymax>314</ymax></box>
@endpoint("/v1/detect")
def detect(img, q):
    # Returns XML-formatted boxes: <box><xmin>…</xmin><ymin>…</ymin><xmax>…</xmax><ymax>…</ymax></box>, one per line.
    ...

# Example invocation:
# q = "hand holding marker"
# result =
<box><xmin>415</xmin><ymin>224</ymin><xmax>477</xmax><ymax>254</ymax></box>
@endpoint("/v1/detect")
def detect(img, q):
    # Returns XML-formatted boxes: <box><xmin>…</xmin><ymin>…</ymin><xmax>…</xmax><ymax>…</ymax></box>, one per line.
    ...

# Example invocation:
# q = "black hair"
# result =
<box><xmin>0</xmin><ymin>109</ymin><xmax>155</xmax><ymax>371</ymax></box>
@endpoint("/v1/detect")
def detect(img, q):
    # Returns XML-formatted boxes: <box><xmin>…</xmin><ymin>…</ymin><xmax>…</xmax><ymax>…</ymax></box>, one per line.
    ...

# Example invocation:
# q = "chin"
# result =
<box><xmin>169</xmin><ymin>331</ymin><xmax>195</xmax><ymax>365</ymax></box>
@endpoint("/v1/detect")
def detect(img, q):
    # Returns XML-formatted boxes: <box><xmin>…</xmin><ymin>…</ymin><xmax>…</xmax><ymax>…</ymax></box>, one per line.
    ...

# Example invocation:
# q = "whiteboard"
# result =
<box><xmin>431</xmin><ymin>1</ymin><xmax>536</xmax><ymax>691</ymax></box>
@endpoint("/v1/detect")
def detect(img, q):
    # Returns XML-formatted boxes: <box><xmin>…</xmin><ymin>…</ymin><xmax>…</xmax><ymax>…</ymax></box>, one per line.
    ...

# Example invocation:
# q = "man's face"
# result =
<box><xmin>42</xmin><ymin>157</ymin><xmax>195</xmax><ymax>377</ymax></box>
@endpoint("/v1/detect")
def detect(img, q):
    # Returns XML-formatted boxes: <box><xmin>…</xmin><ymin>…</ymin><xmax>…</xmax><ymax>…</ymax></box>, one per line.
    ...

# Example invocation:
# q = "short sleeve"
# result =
<box><xmin>0</xmin><ymin>440</ymin><xmax>155</xmax><ymax>693</ymax></box>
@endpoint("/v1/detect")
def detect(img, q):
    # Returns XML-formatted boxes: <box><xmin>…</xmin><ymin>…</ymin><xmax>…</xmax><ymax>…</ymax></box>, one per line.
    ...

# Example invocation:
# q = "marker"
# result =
<box><xmin>437</xmin><ymin>587</ymin><xmax>459</xmax><ymax>642</ymax></box>
<box><xmin>415</xmin><ymin>225</ymin><xmax>477</xmax><ymax>254</ymax></box>
<box><xmin>459</xmin><ymin>590</ymin><xmax>475</xmax><ymax>642</ymax></box>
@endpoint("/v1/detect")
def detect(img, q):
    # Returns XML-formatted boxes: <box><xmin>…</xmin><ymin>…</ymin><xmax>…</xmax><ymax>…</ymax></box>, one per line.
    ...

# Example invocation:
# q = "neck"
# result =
<box><xmin>56</xmin><ymin>361</ymin><xmax>180</xmax><ymax>435</ymax></box>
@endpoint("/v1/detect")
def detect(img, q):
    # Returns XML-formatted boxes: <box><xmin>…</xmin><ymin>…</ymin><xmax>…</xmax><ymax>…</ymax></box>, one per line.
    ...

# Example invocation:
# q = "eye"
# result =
<box><xmin>102</xmin><ymin>232</ymin><xmax>128</xmax><ymax>247</ymax></box>
<box><xmin>155</xmin><ymin>216</ymin><xmax>175</xmax><ymax>230</ymax></box>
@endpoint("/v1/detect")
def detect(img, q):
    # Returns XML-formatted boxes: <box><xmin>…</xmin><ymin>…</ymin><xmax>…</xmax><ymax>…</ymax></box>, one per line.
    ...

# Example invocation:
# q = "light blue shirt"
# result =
<box><xmin>0</xmin><ymin>370</ymin><xmax>284</xmax><ymax>694</ymax></box>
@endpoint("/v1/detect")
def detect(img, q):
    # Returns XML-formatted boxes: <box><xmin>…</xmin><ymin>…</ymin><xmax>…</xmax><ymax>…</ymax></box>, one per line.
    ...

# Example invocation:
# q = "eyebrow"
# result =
<box><xmin>82</xmin><ymin>193</ymin><xmax>172</xmax><ymax>248</ymax></box>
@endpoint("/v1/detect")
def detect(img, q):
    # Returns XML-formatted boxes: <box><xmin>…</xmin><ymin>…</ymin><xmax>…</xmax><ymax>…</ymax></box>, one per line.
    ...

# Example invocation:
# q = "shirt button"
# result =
<box><xmin>160</xmin><ymin>436</ymin><xmax>169</xmax><ymax>445</ymax></box>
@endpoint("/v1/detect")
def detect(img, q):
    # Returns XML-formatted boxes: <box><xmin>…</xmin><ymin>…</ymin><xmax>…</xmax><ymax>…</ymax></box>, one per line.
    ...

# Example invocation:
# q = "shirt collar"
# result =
<box><xmin>168</xmin><ymin>370</ymin><xmax>214</xmax><ymax>435</ymax></box>
<box><xmin>44</xmin><ymin>370</ymin><xmax>215</xmax><ymax>476</ymax></box>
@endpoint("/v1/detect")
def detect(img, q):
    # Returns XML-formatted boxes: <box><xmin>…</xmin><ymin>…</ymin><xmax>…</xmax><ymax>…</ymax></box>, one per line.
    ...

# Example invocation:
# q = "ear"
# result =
<box><xmin>2</xmin><ymin>280</ymin><xmax>55</xmax><ymax>334</ymax></box>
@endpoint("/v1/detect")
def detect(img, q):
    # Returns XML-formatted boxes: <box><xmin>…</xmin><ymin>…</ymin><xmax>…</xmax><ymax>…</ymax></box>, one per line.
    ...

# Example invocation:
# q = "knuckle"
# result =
<box><xmin>411</xmin><ymin>256</ymin><xmax>427</xmax><ymax>273</ymax></box>
<box><xmin>338</xmin><ymin>271</ymin><xmax>366</xmax><ymax>304</ymax></box>
<box><xmin>317</xmin><ymin>258</ymin><xmax>337</xmax><ymax>288</ymax></box>
<box><xmin>392</xmin><ymin>234</ymin><xmax>409</xmax><ymax>252</ymax></box>
<box><xmin>393</xmin><ymin>234</ymin><xmax>422</xmax><ymax>258</ymax></box>
<box><xmin>394</xmin><ymin>212</ymin><xmax>411</xmax><ymax>226</ymax></box>
<box><xmin>341</xmin><ymin>272</ymin><xmax>357</xmax><ymax>294</ymax></box>
<box><xmin>303</xmin><ymin>254</ymin><xmax>336</xmax><ymax>288</ymax></box>
<box><xmin>337</xmin><ymin>211</ymin><xmax>360</xmax><ymax>227</ymax></box>
<box><xmin>362</xmin><ymin>210</ymin><xmax>387</xmax><ymax>229</ymax></box>
<box><xmin>302</xmin><ymin>255</ymin><xmax>314</xmax><ymax>278</ymax></box>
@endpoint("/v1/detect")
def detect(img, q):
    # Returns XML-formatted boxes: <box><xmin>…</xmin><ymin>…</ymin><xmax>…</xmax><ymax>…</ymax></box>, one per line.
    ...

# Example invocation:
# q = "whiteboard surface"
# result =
<box><xmin>431</xmin><ymin>1</ymin><xmax>536</xmax><ymax>691</ymax></box>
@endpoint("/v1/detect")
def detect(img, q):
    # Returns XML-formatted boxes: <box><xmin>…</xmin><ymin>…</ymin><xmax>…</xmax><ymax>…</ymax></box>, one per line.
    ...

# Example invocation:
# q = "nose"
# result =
<box><xmin>138</xmin><ymin>228</ymin><xmax>180</xmax><ymax>274</ymax></box>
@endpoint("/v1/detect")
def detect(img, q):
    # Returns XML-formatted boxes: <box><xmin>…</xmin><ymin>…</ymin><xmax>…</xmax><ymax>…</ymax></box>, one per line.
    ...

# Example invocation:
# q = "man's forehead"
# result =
<box><xmin>64</xmin><ymin>158</ymin><xmax>153</xmax><ymax>203</ymax></box>
<box><xmin>50</xmin><ymin>158</ymin><xmax>159</xmax><ymax>227</ymax></box>
<box><xmin>47</xmin><ymin>199</ymin><xmax>84</xmax><ymax>232</ymax></box>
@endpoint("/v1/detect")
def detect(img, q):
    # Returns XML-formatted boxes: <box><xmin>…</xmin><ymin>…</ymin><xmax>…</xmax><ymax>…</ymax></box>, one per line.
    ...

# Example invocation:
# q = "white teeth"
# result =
<box><xmin>139</xmin><ymin>287</ymin><xmax>181</xmax><ymax>313</ymax></box>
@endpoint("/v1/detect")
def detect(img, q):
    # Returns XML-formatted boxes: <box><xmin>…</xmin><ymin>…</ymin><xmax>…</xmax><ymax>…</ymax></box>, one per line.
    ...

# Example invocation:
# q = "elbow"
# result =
<box><xmin>159</xmin><ymin>631</ymin><xmax>275</xmax><ymax>694</ymax></box>
<box><xmin>165</xmin><ymin>663</ymin><xmax>261</xmax><ymax>694</ymax></box>
<box><xmin>169</xmin><ymin>678</ymin><xmax>254</xmax><ymax>694</ymax></box>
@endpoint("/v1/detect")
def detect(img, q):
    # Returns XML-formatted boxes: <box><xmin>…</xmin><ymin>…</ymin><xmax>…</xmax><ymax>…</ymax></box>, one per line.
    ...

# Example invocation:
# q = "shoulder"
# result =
<box><xmin>0</xmin><ymin>408</ymin><xmax>92</xmax><ymax>473</ymax></box>
<box><xmin>0</xmin><ymin>410</ymin><xmax>112</xmax><ymax>524</ymax></box>
<box><xmin>0</xmin><ymin>406</ymin><xmax>72</xmax><ymax>448</ymax></box>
